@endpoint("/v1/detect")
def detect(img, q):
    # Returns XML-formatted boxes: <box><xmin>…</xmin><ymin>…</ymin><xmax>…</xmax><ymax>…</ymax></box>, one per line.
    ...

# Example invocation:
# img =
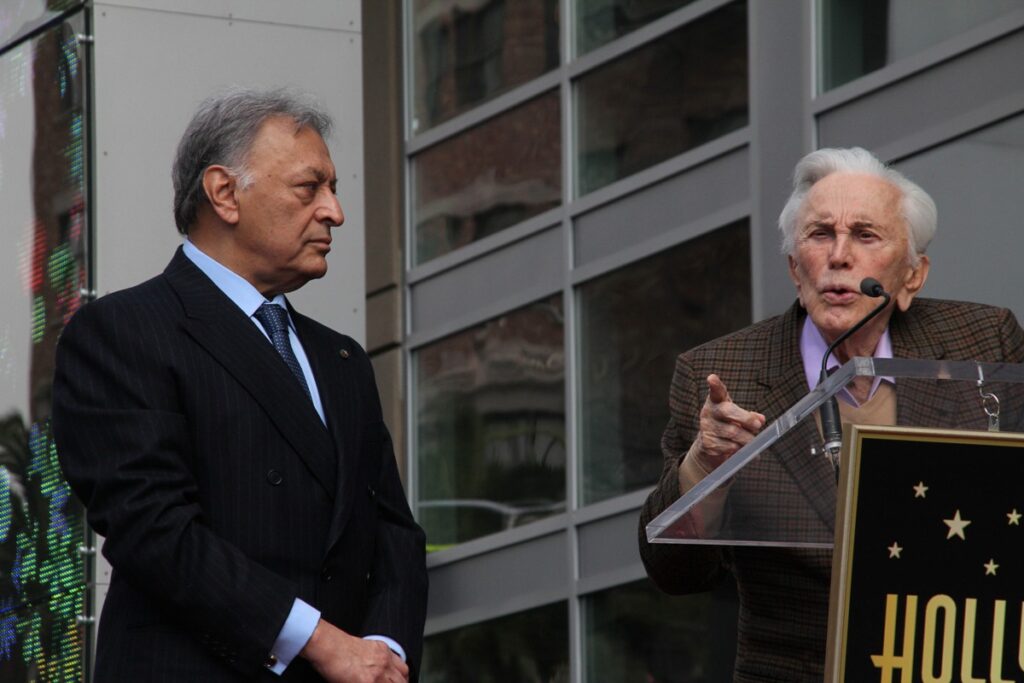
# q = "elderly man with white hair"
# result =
<box><xmin>638</xmin><ymin>147</ymin><xmax>1024</xmax><ymax>681</ymax></box>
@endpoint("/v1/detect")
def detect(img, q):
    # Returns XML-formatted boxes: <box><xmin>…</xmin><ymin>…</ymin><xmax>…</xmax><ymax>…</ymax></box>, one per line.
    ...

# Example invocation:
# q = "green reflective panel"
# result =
<box><xmin>423</xmin><ymin>602</ymin><xmax>569</xmax><ymax>682</ymax></box>
<box><xmin>0</xmin><ymin>11</ymin><xmax>90</xmax><ymax>680</ymax></box>
<box><xmin>819</xmin><ymin>0</ymin><xmax>1021</xmax><ymax>91</ymax></box>
<box><xmin>577</xmin><ymin>222</ymin><xmax>751</xmax><ymax>505</ymax></box>
<box><xmin>416</xmin><ymin>296</ymin><xmax>565</xmax><ymax>549</ymax></box>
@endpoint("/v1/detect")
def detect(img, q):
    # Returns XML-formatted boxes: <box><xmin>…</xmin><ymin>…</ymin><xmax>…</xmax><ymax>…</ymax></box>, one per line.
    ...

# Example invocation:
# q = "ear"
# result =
<box><xmin>895</xmin><ymin>254</ymin><xmax>930</xmax><ymax>311</ymax></box>
<box><xmin>787</xmin><ymin>255</ymin><xmax>807</xmax><ymax>308</ymax></box>
<box><xmin>201</xmin><ymin>165</ymin><xmax>241</xmax><ymax>225</ymax></box>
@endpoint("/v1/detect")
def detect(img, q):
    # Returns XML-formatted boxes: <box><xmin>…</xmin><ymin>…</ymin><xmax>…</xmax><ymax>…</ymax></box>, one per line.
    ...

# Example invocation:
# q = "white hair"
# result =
<box><xmin>777</xmin><ymin>147</ymin><xmax>937</xmax><ymax>265</ymax></box>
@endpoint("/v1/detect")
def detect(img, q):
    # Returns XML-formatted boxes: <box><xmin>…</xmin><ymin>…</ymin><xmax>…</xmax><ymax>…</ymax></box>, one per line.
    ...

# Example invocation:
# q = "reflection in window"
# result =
<box><xmin>819</xmin><ymin>0</ymin><xmax>1020</xmax><ymax>91</ymax></box>
<box><xmin>423</xmin><ymin>601</ymin><xmax>569</xmax><ymax>682</ymax></box>
<box><xmin>413</xmin><ymin>92</ymin><xmax>562</xmax><ymax>264</ymax></box>
<box><xmin>416</xmin><ymin>297</ymin><xmax>565</xmax><ymax>549</ymax></box>
<box><xmin>0</xmin><ymin>14</ymin><xmax>89</xmax><ymax>682</ymax></box>
<box><xmin>411</xmin><ymin>0</ymin><xmax>560</xmax><ymax>132</ymax></box>
<box><xmin>583</xmin><ymin>580</ymin><xmax>736</xmax><ymax>683</ymax></box>
<box><xmin>576</xmin><ymin>0</ymin><xmax>697</xmax><ymax>55</ymax></box>
<box><xmin>577</xmin><ymin>222</ymin><xmax>750</xmax><ymax>505</ymax></box>
<box><xmin>575</xmin><ymin>1</ymin><xmax>748</xmax><ymax>196</ymax></box>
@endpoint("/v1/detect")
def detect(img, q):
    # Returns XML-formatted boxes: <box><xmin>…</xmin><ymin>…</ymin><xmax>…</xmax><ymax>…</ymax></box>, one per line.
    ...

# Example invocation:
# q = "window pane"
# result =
<box><xmin>416</xmin><ymin>297</ymin><xmax>565</xmax><ymax>549</ymax></box>
<box><xmin>576</xmin><ymin>0</ymin><xmax>698</xmax><ymax>55</ymax></box>
<box><xmin>577</xmin><ymin>222</ymin><xmax>751</xmax><ymax>505</ymax></box>
<box><xmin>410</xmin><ymin>0</ymin><xmax>560</xmax><ymax>132</ymax></box>
<box><xmin>423</xmin><ymin>602</ymin><xmax>569</xmax><ymax>683</ymax></box>
<box><xmin>819</xmin><ymin>0</ymin><xmax>1020</xmax><ymax>91</ymax></box>
<box><xmin>575</xmin><ymin>1</ymin><xmax>748</xmax><ymax>196</ymax></box>
<box><xmin>413</xmin><ymin>91</ymin><xmax>562</xmax><ymax>265</ymax></box>
<box><xmin>0</xmin><ymin>14</ymin><xmax>90</xmax><ymax>680</ymax></box>
<box><xmin>583</xmin><ymin>580</ymin><xmax>737</xmax><ymax>683</ymax></box>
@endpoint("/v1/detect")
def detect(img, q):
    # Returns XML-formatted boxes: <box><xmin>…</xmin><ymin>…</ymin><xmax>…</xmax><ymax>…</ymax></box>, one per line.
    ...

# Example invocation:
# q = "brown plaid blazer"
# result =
<box><xmin>638</xmin><ymin>298</ymin><xmax>1024</xmax><ymax>682</ymax></box>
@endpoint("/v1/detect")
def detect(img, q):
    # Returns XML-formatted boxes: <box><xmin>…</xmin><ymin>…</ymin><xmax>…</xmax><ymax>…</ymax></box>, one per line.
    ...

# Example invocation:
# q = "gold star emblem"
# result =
<box><xmin>984</xmin><ymin>559</ymin><xmax>999</xmax><ymax>576</ymax></box>
<box><xmin>887</xmin><ymin>542</ymin><xmax>902</xmax><ymax>559</ymax></box>
<box><xmin>943</xmin><ymin>510</ymin><xmax>971</xmax><ymax>540</ymax></box>
<box><xmin>913</xmin><ymin>481</ymin><xmax>928</xmax><ymax>498</ymax></box>
<box><xmin>1009</xmin><ymin>509</ymin><xmax>1022</xmax><ymax>526</ymax></box>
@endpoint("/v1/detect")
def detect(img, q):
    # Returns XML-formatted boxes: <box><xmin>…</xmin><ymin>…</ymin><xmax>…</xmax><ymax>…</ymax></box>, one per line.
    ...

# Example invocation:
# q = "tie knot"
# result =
<box><xmin>254</xmin><ymin>302</ymin><xmax>289</xmax><ymax>336</ymax></box>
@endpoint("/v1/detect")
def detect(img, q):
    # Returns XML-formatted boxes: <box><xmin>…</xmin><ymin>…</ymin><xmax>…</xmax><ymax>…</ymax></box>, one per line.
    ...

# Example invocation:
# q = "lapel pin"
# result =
<box><xmin>339</xmin><ymin>349</ymin><xmax>350</xmax><ymax>359</ymax></box>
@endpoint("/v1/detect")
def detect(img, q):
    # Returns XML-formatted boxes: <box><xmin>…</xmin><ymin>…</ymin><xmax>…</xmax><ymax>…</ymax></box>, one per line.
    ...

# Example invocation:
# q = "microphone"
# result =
<box><xmin>819</xmin><ymin>277</ymin><xmax>891</xmax><ymax>474</ymax></box>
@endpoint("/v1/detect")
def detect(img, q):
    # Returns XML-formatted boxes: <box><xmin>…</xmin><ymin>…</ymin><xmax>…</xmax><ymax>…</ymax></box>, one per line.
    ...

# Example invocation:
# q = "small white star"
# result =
<box><xmin>1009</xmin><ymin>509</ymin><xmax>1021</xmax><ymax>526</ymax></box>
<box><xmin>913</xmin><ymin>481</ymin><xmax>928</xmax><ymax>498</ymax></box>
<box><xmin>887</xmin><ymin>542</ymin><xmax>902</xmax><ymax>559</ymax></box>
<box><xmin>944</xmin><ymin>510</ymin><xmax>971</xmax><ymax>540</ymax></box>
<box><xmin>984</xmin><ymin>559</ymin><xmax>999</xmax><ymax>576</ymax></box>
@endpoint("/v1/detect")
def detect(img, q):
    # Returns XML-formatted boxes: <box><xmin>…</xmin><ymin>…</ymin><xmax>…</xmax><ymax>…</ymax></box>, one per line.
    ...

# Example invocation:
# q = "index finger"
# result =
<box><xmin>706</xmin><ymin>374</ymin><xmax>730</xmax><ymax>404</ymax></box>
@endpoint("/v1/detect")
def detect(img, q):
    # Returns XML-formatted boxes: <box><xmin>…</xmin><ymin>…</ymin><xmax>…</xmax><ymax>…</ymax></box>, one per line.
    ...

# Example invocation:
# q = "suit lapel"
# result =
<box><xmin>163</xmin><ymin>249</ymin><xmax>337</xmax><ymax>498</ymax></box>
<box><xmin>290</xmin><ymin>311</ymin><xmax>364</xmax><ymax>548</ymax></box>
<box><xmin>757</xmin><ymin>304</ymin><xmax>838</xmax><ymax>530</ymax></box>
<box><xmin>889</xmin><ymin>305</ymin><xmax>961</xmax><ymax>428</ymax></box>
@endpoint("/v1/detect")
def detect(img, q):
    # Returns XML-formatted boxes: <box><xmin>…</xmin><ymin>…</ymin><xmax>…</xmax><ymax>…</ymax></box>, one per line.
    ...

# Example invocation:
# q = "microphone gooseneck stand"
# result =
<box><xmin>819</xmin><ymin>277</ymin><xmax>891</xmax><ymax>478</ymax></box>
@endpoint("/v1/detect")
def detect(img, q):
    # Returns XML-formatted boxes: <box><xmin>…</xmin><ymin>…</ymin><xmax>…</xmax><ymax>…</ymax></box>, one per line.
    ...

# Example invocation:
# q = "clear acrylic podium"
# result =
<box><xmin>644</xmin><ymin>358</ymin><xmax>1024</xmax><ymax>548</ymax></box>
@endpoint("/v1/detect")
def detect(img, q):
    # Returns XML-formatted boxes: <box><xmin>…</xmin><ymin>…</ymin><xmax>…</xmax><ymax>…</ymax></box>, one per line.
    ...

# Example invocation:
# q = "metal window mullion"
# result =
<box><xmin>807</xmin><ymin>0</ymin><xmax>821</xmax><ymax>151</ymax></box>
<box><xmin>561</xmin><ymin>2</ymin><xmax>584</xmax><ymax>681</ymax></box>
<box><xmin>401</xmin><ymin>0</ymin><xmax>420</xmax><ymax>521</ymax></box>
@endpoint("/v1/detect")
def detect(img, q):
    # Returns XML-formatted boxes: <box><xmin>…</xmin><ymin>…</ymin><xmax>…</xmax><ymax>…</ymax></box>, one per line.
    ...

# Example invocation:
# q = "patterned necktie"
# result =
<box><xmin>253</xmin><ymin>302</ymin><xmax>312</xmax><ymax>400</ymax></box>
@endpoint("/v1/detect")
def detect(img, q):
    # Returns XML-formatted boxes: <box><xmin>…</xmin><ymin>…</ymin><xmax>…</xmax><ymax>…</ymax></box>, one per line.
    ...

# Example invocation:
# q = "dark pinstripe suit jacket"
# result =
<box><xmin>52</xmin><ymin>249</ymin><xmax>427</xmax><ymax>682</ymax></box>
<box><xmin>639</xmin><ymin>298</ymin><xmax>1024</xmax><ymax>682</ymax></box>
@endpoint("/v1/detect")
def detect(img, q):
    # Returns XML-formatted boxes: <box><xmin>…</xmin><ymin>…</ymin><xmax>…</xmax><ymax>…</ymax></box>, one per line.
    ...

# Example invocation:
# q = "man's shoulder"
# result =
<box><xmin>906</xmin><ymin>297</ymin><xmax>1011</xmax><ymax>325</ymax></box>
<box><xmin>898</xmin><ymin>297</ymin><xmax>1021</xmax><ymax>361</ymax></box>
<box><xmin>69</xmin><ymin>272</ymin><xmax>179</xmax><ymax>328</ymax></box>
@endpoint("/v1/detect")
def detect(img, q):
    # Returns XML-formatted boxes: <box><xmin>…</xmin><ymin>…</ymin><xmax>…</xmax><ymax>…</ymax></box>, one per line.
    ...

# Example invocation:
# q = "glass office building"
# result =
<box><xmin>357</xmin><ymin>1</ymin><xmax>1024</xmax><ymax>680</ymax></box>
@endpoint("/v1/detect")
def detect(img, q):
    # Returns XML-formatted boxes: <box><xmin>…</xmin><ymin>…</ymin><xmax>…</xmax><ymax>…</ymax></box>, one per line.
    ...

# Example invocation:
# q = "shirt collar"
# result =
<box><xmin>800</xmin><ymin>315</ymin><xmax>893</xmax><ymax>405</ymax></box>
<box><xmin>182</xmin><ymin>239</ymin><xmax>291</xmax><ymax>324</ymax></box>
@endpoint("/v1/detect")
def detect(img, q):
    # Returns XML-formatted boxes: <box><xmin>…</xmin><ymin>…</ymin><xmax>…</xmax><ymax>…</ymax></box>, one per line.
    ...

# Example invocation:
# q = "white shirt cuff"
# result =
<box><xmin>266</xmin><ymin>599</ymin><xmax>320</xmax><ymax>675</ymax></box>
<box><xmin>364</xmin><ymin>635</ymin><xmax>406</xmax><ymax>662</ymax></box>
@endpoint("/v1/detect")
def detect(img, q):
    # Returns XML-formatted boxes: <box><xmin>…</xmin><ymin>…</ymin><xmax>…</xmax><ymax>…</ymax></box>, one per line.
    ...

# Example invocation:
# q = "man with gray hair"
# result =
<box><xmin>52</xmin><ymin>88</ymin><xmax>427</xmax><ymax>682</ymax></box>
<box><xmin>639</xmin><ymin>147</ymin><xmax>1023</xmax><ymax>680</ymax></box>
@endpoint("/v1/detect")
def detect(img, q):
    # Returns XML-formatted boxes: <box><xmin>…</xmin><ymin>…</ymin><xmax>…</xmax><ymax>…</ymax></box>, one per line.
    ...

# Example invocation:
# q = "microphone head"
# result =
<box><xmin>860</xmin><ymin>277</ymin><xmax>885</xmax><ymax>297</ymax></box>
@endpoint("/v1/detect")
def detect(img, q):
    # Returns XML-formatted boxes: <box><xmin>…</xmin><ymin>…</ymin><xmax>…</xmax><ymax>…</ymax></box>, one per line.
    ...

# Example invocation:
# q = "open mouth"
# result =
<box><xmin>821</xmin><ymin>284</ymin><xmax>857</xmax><ymax>303</ymax></box>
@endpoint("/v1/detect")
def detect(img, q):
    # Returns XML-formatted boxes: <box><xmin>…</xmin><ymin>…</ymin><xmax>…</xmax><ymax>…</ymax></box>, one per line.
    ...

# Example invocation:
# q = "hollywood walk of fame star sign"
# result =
<box><xmin>827</xmin><ymin>426</ymin><xmax>1024</xmax><ymax>683</ymax></box>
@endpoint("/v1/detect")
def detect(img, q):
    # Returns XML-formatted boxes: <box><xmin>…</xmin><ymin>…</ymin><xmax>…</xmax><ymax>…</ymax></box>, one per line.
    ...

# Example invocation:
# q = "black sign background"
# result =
<box><xmin>834</xmin><ymin>429</ymin><xmax>1024</xmax><ymax>681</ymax></box>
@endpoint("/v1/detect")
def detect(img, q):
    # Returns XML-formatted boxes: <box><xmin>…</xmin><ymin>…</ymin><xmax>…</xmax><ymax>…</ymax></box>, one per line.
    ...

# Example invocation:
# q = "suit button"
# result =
<box><xmin>265</xmin><ymin>653</ymin><xmax>278</xmax><ymax>668</ymax></box>
<box><xmin>339</xmin><ymin>348</ymin><xmax>350</xmax><ymax>359</ymax></box>
<box><xmin>267</xmin><ymin>470</ymin><xmax>283</xmax><ymax>486</ymax></box>
<box><xmin>321</xmin><ymin>567</ymin><xmax>332</xmax><ymax>582</ymax></box>
<box><xmin>367</xmin><ymin>485</ymin><xmax>376</xmax><ymax>498</ymax></box>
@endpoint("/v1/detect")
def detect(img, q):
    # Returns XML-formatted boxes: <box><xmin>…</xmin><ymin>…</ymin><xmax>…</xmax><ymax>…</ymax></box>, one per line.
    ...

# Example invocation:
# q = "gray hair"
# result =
<box><xmin>172</xmin><ymin>86</ymin><xmax>333</xmax><ymax>234</ymax></box>
<box><xmin>777</xmin><ymin>147</ymin><xmax>937</xmax><ymax>265</ymax></box>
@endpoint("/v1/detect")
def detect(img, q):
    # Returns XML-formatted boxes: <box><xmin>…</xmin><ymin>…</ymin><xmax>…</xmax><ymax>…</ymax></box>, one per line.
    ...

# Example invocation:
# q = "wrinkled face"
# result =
<box><xmin>231</xmin><ymin>116</ymin><xmax>343</xmax><ymax>296</ymax></box>
<box><xmin>788</xmin><ymin>172</ymin><xmax>929</xmax><ymax>345</ymax></box>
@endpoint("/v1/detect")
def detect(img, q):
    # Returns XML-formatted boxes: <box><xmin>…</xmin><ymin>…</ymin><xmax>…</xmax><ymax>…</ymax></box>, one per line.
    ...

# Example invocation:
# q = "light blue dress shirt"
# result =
<box><xmin>182</xmin><ymin>240</ymin><xmax>405</xmax><ymax>673</ymax></box>
<box><xmin>799</xmin><ymin>315</ymin><xmax>894</xmax><ymax>406</ymax></box>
